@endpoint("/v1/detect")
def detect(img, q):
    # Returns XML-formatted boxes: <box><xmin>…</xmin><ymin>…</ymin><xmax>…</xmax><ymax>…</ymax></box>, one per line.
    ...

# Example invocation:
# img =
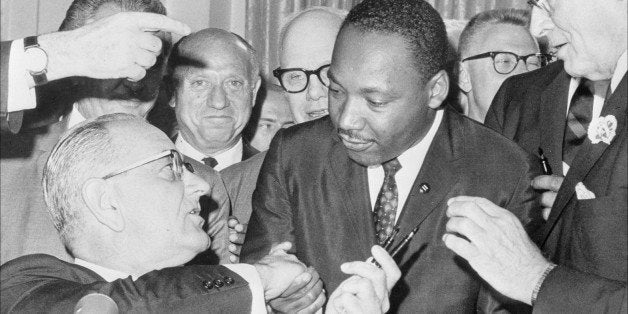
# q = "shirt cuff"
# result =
<box><xmin>224</xmin><ymin>264</ymin><xmax>267</xmax><ymax>314</ymax></box>
<box><xmin>7</xmin><ymin>39</ymin><xmax>37</xmax><ymax>113</ymax></box>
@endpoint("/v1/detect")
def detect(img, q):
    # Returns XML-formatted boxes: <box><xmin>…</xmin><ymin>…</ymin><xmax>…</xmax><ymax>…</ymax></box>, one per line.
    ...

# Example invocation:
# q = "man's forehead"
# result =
<box><xmin>281</xmin><ymin>12</ymin><xmax>342</xmax><ymax>68</ymax></box>
<box><xmin>176</xmin><ymin>38</ymin><xmax>250</xmax><ymax>75</ymax></box>
<box><xmin>474</xmin><ymin>23</ymin><xmax>537</xmax><ymax>54</ymax></box>
<box><xmin>109</xmin><ymin>121</ymin><xmax>174</xmax><ymax>158</ymax></box>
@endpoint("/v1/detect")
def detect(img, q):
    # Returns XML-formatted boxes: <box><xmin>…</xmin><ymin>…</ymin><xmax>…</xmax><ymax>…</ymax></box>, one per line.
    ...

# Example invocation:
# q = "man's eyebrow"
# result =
<box><xmin>327</xmin><ymin>69</ymin><xmax>339</xmax><ymax>83</ymax></box>
<box><xmin>260</xmin><ymin>117</ymin><xmax>277</xmax><ymax>123</ymax></box>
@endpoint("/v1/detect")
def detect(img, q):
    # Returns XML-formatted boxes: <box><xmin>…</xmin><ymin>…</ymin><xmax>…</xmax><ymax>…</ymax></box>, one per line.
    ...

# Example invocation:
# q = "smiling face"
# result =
<box><xmin>108</xmin><ymin>121</ymin><xmax>210</xmax><ymax>266</ymax></box>
<box><xmin>280</xmin><ymin>10</ymin><xmax>344</xmax><ymax>123</ymax></box>
<box><xmin>461</xmin><ymin>23</ymin><xmax>538</xmax><ymax>122</ymax></box>
<box><xmin>173</xmin><ymin>31</ymin><xmax>260</xmax><ymax>155</ymax></box>
<box><xmin>529</xmin><ymin>0</ymin><xmax>627</xmax><ymax>80</ymax></box>
<box><xmin>328</xmin><ymin>26</ymin><xmax>440</xmax><ymax>166</ymax></box>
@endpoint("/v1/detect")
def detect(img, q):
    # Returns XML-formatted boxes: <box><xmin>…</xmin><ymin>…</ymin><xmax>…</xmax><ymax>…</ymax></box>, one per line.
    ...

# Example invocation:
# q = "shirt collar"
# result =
<box><xmin>397</xmin><ymin>109</ymin><xmax>443</xmax><ymax>170</ymax></box>
<box><xmin>66</xmin><ymin>105</ymin><xmax>87</xmax><ymax>129</ymax></box>
<box><xmin>611</xmin><ymin>50</ymin><xmax>627</xmax><ymax>93</ymax></box>
<box><xmin>74</xmin><ymin>258</ymin><xmax>135</xmax><ymax>282</ymax></box>
<box><xmin>175</xmin><ymin>133</ymin><xmax>243</xmax><ymax>170</ymax></box>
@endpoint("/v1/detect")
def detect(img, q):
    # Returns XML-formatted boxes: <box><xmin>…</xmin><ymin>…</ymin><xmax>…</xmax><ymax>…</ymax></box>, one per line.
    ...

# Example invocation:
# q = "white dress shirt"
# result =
<box><xmin>175</xmin><ymin>133</ymin><xmax>243</xmax><ymax>171</ymax></box>
<box><xmin>75</xmin><ymin>258</ymin><xmax>266</xmax><ymax>313</ymax></box>
<box><xmin>7</xmin><ymin>39</ymin><xmax>37</xmax><ymax>113</ymax></box>
<box><xmin>562</xmin><ymin>50</ymin><xmax>627</xmax><ymax>175</ymax></box>
<box><xmin>367</xmin><ymin>109</ymin><xmax>444</xmax><ymax>223</ymax></box>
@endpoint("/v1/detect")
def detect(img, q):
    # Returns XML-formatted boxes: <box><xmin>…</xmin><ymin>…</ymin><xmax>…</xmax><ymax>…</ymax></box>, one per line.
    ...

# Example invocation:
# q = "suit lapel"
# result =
<box><xmin>396</xmin><ymin>110</ymin><xmax>462</xmax><ymax>240</ymax></box>
<box><xmin>329</xmin><ymin>136</ymin><xmax>376</xmax><ymax>250</ymax></box>
<box><xmin>542</xmin><ymin>74</ymin><xmax>627</xmax><ymax>245</ymax></box>
<box><xmin>539</xmin><ymin>69</ymin><xmax>571</xmax><ymax>174</ymax></box>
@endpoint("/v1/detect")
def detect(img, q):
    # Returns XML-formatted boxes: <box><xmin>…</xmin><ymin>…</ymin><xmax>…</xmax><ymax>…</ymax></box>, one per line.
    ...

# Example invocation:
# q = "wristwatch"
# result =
<box><xmin>23</xmin><ymin>36</ymin><xmax>48</xmax><ymax>85</ymax></box>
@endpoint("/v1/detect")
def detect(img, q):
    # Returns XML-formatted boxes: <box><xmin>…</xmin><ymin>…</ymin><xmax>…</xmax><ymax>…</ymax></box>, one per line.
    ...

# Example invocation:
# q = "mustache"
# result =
<box><xmin>337</xmin><ymin>128</ymin><xmax>374</xmax><ymax>142</ymax></box>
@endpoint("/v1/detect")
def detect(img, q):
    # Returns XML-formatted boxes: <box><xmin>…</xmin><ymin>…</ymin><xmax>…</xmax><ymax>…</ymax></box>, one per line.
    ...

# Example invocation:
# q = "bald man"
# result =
<box><xmin>169</xmin><ymin>28</ymin><xmax>261</xmax><ymax>171</ymax></box>
<box><xmin>274</xmin><ymin>6</ymin><xmax>347</xmax><ymax>123</ymax></box>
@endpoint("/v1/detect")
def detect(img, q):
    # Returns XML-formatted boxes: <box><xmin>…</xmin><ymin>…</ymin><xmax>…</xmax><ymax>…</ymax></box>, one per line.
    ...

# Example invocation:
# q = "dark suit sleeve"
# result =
<box><xmin>534</xmin><ymin>266</ymin><xmax>627</xmax><ymax>313</ymax></box>
<box><xmin>483</xmin><ymin>76</ymin><xmax>514</xmax><ymax>133</ymax></box>
<box><xmin>241</xmin><ymin>130</ymin><xmax>295</xmax><ymax>263</ymax></box>
<box><xmin>1</xmin><ymin>255</ymin><xmax>252</xmax><ymax>313</ymax></box>
<box><xmin>1</xmin><ymin>40</ymin><xmax>25</xmax><ymax>134</ymax></box>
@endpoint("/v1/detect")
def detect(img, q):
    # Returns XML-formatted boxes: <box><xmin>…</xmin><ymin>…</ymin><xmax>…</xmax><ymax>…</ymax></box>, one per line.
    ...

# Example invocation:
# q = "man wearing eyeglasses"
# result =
<box><xmin>1</xmin><ymin>113</ymin><xmax>401</xmax><ymax>313</ymax></box>
<box><xmin>457</xmin><ymin>9</ymin><xmax>550</xmax><ymax>123</ymax></box>
<box><xmin>445</xmin><ymin>0</ymin><xmax>627</xmax><ymax>312</ymax></box>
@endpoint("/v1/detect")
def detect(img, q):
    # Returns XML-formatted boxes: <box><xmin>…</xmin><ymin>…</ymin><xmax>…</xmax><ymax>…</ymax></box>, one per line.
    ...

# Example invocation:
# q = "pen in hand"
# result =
<box><xmin>538</xmin><ymin>147</ymin><xmax>553</xmax><ymax>175</ymax></box>
<box><xmin>369</xmin><ymin>223</ymin><xmax>421</xmax><ymax>268</ymax></box>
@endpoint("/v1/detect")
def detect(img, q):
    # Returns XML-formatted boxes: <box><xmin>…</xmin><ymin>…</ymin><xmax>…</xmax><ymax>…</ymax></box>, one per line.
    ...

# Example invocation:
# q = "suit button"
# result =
<box><xmin>214</xmin><ymin>279</ymin><xmax>224</xmax><ymax>288</ymax></box>
<box><xmin>203</xmin><ymin>280</ymin><xmax>213</xmax><ymax>289</ymax></box>
<box><xmin>224</xmin><ymin>276</ymin><xmax>234</xmax><ymax>285</ymax></box>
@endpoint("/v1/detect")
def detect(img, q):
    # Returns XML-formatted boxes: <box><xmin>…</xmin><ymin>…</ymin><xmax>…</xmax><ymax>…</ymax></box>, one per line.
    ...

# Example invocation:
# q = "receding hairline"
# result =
<box><xmin>280</xmin><ymin>7</ymin><xmax>347</xmax><ymax>52</ymax></box>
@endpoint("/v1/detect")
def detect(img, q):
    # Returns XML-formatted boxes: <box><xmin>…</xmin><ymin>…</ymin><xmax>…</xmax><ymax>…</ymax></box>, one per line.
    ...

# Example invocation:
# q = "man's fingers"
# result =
<box><xmin>540</xmin><ymin>190</ymin><xmax>557</xmax><ymax>208</ymax></box>
<box><xmin>124</xmin><ymin>66</ymin><xmax>146</xmax><ymax>82</ymax></box>
<box><xmin>297</xmin><ymin>288</ymin><xmax>326</xmax><ymax>314</ymax></box>
<box><xmin>227</xmin><ymin>216</ymin><xmax>239</xmax><ymax>228</ymax></box>
<box><xmin>542</xmin><ymin>207</ymin><xmax>551</xmax><ymax>221</ymax></box>
<box><xmin>136</xmin><ymin>34</ymin><xmax>163</xmax><ymax>54</ymax></box>
<box><xmin>442</xmin><ymin>233</ymin><xmax>480</xmax><ymax>261</ymax></box>
<box><xmin>370</xmin><ymin>245</ymin><xmax>400</xmax><ymax>290</ymax></box>
<box><xmin>340</xmin><ymin>262</ymin><xmax>385</xmax><ymax>301</ymax></box>
<box><xmin>126</xmin><ymin>12</ymin><xmax>191</xmax><ymax>35</ymax></box>
<box><xmin>531</xmin><ymin>175</ymin><xmax>564</xmax><ymax>192</ymax></box>
<box><xmin>134</xmin><ymin>50</ymin><xmax>158</xmax><ymax>68</ymax></box>
<box><xmin>445</xmin><ymin>217</ymin><xmax>486</xmax><ymax>245</ymax></box>
<box><xmin>270</xmin><ymin>241</ymin><xmax>292</xmax><ymax>254</ymax></box>
<box><xmin>281</xmin><ymin>267</ymin><xmax>320</xmax><ymax>297</ymax></box>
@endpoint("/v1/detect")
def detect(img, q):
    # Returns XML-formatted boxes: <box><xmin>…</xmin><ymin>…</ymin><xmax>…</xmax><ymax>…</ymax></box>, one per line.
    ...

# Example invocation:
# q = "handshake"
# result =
<box><xmin>254</xmin><ymin>242</ymin><xmax>401</xmax><ymax>314</ymax></box>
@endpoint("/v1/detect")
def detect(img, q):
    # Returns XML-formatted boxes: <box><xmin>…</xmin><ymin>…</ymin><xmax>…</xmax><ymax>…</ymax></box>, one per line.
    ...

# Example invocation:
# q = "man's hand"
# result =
<box><xmin>531</xmin><ymin>175</ymin><xmax>564</xmax><ymax>220</ymax></box>
<box><xmin>254</xmin><ymin>242</ymin><xmax>309</xmax><ymax>300</ymax></box>
<box><xmin>442</xmin><ymin>196</ymin><xmax>552</xmax><ymax>305</ymax></box>
<box><xmin>327</xmin><ymin>245</ymin><xmax>401</xmax><ymax>314</ymax></box>
<box><xmin>228</xmin><ymin>216</ymin><xmax>247</xmax><ymax>263</ymax></box>
<box><xmin>40</xmin><ymin>12</ymin><xmax>191</xmax><ymax>82</ymax></box>
<box><xmin>268</xmin><ymin>266</ymin><xmax>325</xmax><ymax>313</ymax></box>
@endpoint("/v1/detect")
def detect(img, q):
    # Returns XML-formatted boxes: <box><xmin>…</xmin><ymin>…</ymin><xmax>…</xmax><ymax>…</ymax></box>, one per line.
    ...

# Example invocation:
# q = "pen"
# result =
<box><xmin>369</xmin><ymin>222</ymin><xmax>421</xmax><ymax>268</ymax></box>
<box><xmin>538</xmin><ymin>148</ymin><xmax>553</xmax><ymax>175</ymax></box>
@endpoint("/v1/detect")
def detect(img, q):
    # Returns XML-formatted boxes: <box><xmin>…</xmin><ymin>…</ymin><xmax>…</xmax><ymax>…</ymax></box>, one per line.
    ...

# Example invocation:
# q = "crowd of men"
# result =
<box><xmin>0</xmin><ymin>0</ymin><xmax>625</xmax><ymax>313</ymax></box>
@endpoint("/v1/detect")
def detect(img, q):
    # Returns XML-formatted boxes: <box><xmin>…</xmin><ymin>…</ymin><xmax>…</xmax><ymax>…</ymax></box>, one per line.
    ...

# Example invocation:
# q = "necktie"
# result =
<box><xmin>202</xmin><ymin>156</ymin><xmax>218</xmax><ymax>168</ymax></box>
<box><xmin>373</xmin><ymin>158</ymin><xmax>402</xmax><ymax>245</ymax></box>
<box><xmin>563</xmin><ymin>79</ymin><xmax>594</xmax><ymax>166</ymax></box>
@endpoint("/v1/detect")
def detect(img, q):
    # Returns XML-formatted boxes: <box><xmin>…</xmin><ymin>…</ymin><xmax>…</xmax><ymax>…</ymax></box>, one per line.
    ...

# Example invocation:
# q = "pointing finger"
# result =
<box><xmin>128</xmin><ymin>12</ymin><xmax>191</xmax><ymax>35</ymax></box>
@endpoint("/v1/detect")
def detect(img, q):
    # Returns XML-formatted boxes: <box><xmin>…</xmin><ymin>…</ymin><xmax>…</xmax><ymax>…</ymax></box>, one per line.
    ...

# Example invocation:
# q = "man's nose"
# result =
<box><xmin>336</xmin><ymin>97</ymin><xmax>364</xmax><ymax>131</ymax></box>
<box><xmin>208</xmin><ymin>87</ymin><xmax>228</xmax><ymax>109</ymax></box>
<box><xmin>529</xmin><ymin>6</ymin><xmax>554</xmax><ymax>38</ymax></box>
<box><xmin>183</xmin><ymin>168</ymin><xmax>210</xmax><ymax>199</ymax></box>
<box><xmin>306</xmin><ymin>74</ymin><xmax>327</xmax><ymax>101</ymax></box>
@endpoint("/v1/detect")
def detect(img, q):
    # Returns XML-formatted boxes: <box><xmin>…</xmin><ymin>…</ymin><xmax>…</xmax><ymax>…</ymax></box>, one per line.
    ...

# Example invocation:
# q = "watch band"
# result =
<box><xmin>24</xmin><ymin>36</ymin><xmax>49</xmax><ymax>85</ymax></box>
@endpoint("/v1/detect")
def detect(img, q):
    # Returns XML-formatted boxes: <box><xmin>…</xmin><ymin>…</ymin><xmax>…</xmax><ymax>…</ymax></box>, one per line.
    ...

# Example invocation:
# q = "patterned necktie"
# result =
<box><xmin>563</xmin><ymin>79</ymin><xmax>594</xmax><ymax>166</ymax></box>
<box><xmin>202</xmin><ymin>156</ymin><xmax>218</xmax><ymax>168</ymax></box>
<box><xmin>373</xmin><ymin>158</ymin><xmax>402</xmax><ymax>245</ymax></box>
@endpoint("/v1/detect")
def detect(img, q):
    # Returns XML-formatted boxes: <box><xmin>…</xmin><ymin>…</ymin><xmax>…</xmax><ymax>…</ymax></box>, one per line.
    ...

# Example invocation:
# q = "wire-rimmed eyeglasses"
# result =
<box><xmin>461</xmin><ymin>51</ymin><xmax>553</xmax><ymax>74</ymax></box>
<box><xmin>102</xmin><ymin>149</ymin><xmax>193</xmax><ymax>180</ymax></box>
<box><xmin>273</xmin><ymin>64</ymin><xmax>330</xmax><ymax>93</ymax></box>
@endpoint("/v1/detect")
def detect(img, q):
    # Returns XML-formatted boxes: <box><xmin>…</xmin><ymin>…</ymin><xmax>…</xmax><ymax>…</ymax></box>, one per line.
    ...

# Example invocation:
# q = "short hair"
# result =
<box><xmin>43</xmin><ymin>113</ymin><xmax>139</xmax><ymax>250</ymax></box>
<box><xmin>279</xmin><ymin>6</ymin><xmax>348</xmax><ymax>55</ymax></box>
<box><xmin>342</xmin><ymin>0</ymin><xmax>448</xmax><ymax>83</ymax></box>
<box><xmin>243</xmin><ymin>82</ymin><xmax>287</xmax><ymax>141</ymax></box>
<box><xmin>458</xmin><ymin>9</ymin><xmax>531</xmax><ymax>57</ymax></box>
<box><xmin>168</xmin><ymin>29</ymin><xmax>260</xmax><ymax>86</ymax></box>
<box><xmin>59</xmin><ymin>0</ymin><xmax>167</xmax><ymax>31</ymax></box>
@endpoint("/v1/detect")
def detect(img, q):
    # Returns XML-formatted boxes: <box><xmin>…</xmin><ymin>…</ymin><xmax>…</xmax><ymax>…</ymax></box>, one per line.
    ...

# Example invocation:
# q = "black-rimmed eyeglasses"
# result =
<box><xmin>461</xmin><ymin>51</ymin><xmax>553</xmax><ymax>74</ymax></box>
<box><xmin>102</xmin><ymin>149</ymin><xmax>193</xmax><ymax>180</ymax></box>
<box><xmin>527</xmin><ymin>0</ymin><xmax>552</xmax><ymax>15</ymax></box>
<box><xmin>273</xmin><ymin>64</ymin><xmax>330</xmax><ymax>93</ymax></box>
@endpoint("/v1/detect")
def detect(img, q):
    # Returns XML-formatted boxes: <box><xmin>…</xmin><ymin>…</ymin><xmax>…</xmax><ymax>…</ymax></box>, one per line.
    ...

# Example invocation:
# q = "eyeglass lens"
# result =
<box><xmin>493</xmin><ymin>53</ymin><xmax>547</xmax><ymax>74</ymax></box>
<box><xmin>280</xmin><ymin>66</ymin><xmax>330</xmax><ymax>92</ymax></box>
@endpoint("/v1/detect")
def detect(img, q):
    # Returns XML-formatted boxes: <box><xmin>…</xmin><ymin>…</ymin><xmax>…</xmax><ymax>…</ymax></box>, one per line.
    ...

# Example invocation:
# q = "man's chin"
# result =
<box><xmin>346</xmin><ymin>150</ymin><xmax>384</xmax><ymax>167</ymax></box>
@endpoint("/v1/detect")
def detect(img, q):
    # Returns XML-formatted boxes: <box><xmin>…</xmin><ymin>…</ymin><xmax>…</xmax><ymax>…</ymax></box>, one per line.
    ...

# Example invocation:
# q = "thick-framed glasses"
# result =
<box><xmin>461</xmin><ymin>51</ymin><xmax>553</xmax><ymax>74</ymax></box>
<box><xmin>102</xmin><ymin>149</ymin><xmax>193</xmax><ymax>180</ymax></box>
<box><xmin>273</xmin><ymin>64</ymin><xmax>330</xmax><ymax>93</ymax></box>
<box><xmin>527</xmin><ymin>0</ymin><xmax>552</xmax><ymax>15</ymax></box>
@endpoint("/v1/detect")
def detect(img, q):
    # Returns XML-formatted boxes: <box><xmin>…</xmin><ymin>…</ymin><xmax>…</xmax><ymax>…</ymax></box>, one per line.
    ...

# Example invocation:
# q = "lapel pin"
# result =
<box><xmin>419</xmin><ymin>183</ymin><xmax>430</xmax><ymax>194</ymax></box>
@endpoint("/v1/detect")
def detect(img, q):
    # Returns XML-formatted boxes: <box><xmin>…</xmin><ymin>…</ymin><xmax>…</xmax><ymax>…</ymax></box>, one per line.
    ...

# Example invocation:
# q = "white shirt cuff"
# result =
<box><xmin>224</xmin><ymin>264</ymin><xmax>267</xmax><ymax>314</ymax></box>
<box><xmin>7</xmin><ymin>39</ymin><xmax>37</xmax><ymax>113</ymax></box>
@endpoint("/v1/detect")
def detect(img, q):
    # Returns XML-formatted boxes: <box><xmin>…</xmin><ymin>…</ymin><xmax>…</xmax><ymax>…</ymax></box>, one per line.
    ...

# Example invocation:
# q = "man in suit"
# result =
<box><xmin>241</xmin><ymin>0</ymin><xmax>542</xmax><ymax>312</ymax></box>
<box><xmin>0</xmin><ymin>13</ymin><xmax>190</xmax><ymax>134</ymax></box>
<box><xmin>169</xmin><ymin>28</ymin><xmax>261</xmax><ymax>172</ymax></box>
<box><xmin>0</xmin><ymin>0</ymin><xmax>229</xmax><ymax>265</ymax></box>
<box><xmin>457</xmin><ymin>9</ymin><xmax>546</xmax><ymax>123</ymax></box>
<box><xmin>444</xmin><ymin>0</ymin><xmax>627</xmax><ymax>312</ymax></box>
<box><xmin>1</xmin><ymin>113</ymin><xmax>400</xmax><ymax>313</ymax></box>
<box><xmin>244</xmin><ymin>83</ymin><xmax>294</xmax><ymax>152</ymax></box>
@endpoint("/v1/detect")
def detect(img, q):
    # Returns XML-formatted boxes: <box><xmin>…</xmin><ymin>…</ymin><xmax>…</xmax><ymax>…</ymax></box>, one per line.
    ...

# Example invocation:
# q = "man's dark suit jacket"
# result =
<box><xmin>242</xmin><ymin>109</ymin><xmax>542</xmax><ymax>313</ymax></box>
<box><xmin>0</xmin><ymin>254</ymin><xmax>251</xmax><ymax>313</ymax></box>
<box><xmin>485</xmin><ymin>63</ymin><xmax>627</xmax><ymax>313</ymax></box>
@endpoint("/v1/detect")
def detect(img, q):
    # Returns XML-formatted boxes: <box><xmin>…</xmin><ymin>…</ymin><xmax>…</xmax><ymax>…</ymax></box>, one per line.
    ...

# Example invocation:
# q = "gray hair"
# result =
<box><xmin>59</xmin><ymin>0</ymin><xmax>167</xmax><ymax>31</ymax></box>
<box><xmin>458</xmin><ymin>9</ymin><xmax>531</xmax><ymax>58</ymax></box>
<box><xmin>278</xmin><ymin>6</ymin><xmax>348</xmax><ymax>56</ymax></box>
<box><xmin>43</xmin><ymin>113</ymin><xmax>139</xmax><ymax>250</ymax></box>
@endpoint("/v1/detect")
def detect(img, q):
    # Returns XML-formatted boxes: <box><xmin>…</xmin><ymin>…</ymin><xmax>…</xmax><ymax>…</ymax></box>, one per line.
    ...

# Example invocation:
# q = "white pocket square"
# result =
<box><xmin>575</xmin><ymin>182</ymin><xmax>596</xmax><ymax>200</ymax></box>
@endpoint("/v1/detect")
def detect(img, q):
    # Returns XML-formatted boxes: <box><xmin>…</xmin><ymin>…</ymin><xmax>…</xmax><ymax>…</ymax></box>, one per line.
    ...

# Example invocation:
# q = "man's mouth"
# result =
<box><xmin>339</xmin><ymin>133</ymin><xmax>374</xmax><ymax>151</ymax></box>
<box><xmin>187</xmin><ymin>208</ymin><xmax>204</xmax><ymax>228</ymax></box>
<box><xmin>307</xmin><ymin>109</ymin><xmax>328</xmax><ymax>119</ymax></box>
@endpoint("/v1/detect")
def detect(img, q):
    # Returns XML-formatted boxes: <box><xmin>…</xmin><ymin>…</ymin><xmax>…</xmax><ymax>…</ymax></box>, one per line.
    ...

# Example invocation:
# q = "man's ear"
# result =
<box><xmin>427</xmin><ymin>70</ymin><xmax>450</xmax><ymax>109</ymax></box>
<box><xmin>168</xmin><ymin>96</ymin><xmax>176</xmax><ymax>109</ymax></box>
<box><xmin>457</xmin><ymin>62</ymin><xmax>472</xmax><ymax>93</ymax></box>
<box><xmin>252</xmin><ymin>76</ymin><xmax>262</xmax><ymax>105</ymax></box>
<box><xmin>82</xmin><ymin>178</ymin><xmax>125</xmax><ymax>232</ymax></box>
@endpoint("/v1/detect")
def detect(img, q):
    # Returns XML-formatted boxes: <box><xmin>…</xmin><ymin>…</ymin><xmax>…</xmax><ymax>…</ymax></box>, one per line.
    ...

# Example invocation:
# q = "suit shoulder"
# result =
<box><xmin>222</xmin><ymin>152</ymin><xmax>266</xmax><ymax>184</ymax></box>
<box><xmin>501</xmin><ymin>61</ymin><xmax>565</xmax><ymax>93</ymax></box>
<box><xmin>1</xmin><ymin>254</ymin><xmax>95</xmax><ymax>283</ymax></box>
<box><xmin>275</xmin><ymin>116</ymin><xmax>335</xmax><ymax>150</ymax></box>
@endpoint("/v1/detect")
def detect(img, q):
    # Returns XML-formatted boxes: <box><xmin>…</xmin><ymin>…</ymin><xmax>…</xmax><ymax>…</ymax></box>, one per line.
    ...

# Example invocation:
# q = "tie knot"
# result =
<box><xmin>202</xmin><ymin>156</ymin><xmax>218</xmax><ymax>168</ymax></box>
<box><xmin>382</xmin><ymin>158</ymin><xmax>401</xmax><ymax>176</ymax></box>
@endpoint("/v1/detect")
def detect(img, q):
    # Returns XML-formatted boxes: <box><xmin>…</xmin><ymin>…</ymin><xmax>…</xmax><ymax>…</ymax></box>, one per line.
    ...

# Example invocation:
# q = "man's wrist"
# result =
<box><xmin>530</xmin><ymin>263</ymin><xmax>557</xmax><ymax>306</ymax></box>
<box><xmin>37</xmin><ymin>31</ymin><xmax>76</xmax><ymax>81</ymax></box>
